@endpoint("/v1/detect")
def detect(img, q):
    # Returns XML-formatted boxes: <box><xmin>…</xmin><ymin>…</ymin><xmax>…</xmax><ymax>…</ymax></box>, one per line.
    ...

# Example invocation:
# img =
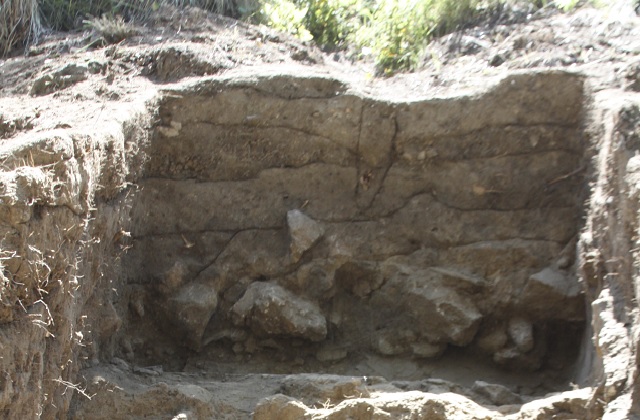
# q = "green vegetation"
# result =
<box><xmin>254</xmin><ymin>0</ymin><xmax>586</xmax><ymax>75</ymax></box>
<box><xmin>0</xmin><ymin>0</ymin><xmax>622</xmax><ymax>73</ymax></box>
<box><xmin>255</xmin><ymin>0</ymin><xmax>313</xmax><ymax>40</ymax></box>
<box><xmin>256</xmin><ymin>0</ymin><xmax>499</xmax><ymax>74</ymax></box>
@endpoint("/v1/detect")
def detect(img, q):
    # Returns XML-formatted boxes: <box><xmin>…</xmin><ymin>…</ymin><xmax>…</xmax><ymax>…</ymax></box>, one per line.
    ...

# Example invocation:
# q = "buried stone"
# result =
<box><xmin>166</xmin><ymin>281</ymin><xmax>219</xmax><ymax>351</ymax></box>
<box><xmin>372</xmin><ymin>265</ymin><xmax>483</xmax><ymax>351</ymax></box>
<box><xmin>520</xmin><ymin>266</ymin><xmax>585</xmax><ymax>321</ymax></box>
<box><xmin>287</xmin><ymin>209</ymin><xmax>325</xmax><ymax>262</ymax></box>
<box><xmin>231</xmin><ymin>282</ymin><xmax>327</xmax><ymax>341</ymax></box>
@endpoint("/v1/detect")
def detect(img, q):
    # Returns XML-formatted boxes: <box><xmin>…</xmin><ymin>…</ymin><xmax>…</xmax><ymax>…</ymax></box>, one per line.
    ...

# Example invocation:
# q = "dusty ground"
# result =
<box><xmin>1</xmin><ymin>1</ymin><xmax>640</xmax><ymax>419</ymax></box>
<box><xmin>1</xmin><ymin>1</ymin><xmax>639</xmax><ymax>131</ymax></box>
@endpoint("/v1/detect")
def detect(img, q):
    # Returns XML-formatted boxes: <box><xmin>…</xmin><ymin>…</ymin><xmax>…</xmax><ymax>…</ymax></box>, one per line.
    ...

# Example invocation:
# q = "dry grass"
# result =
<box><xmin>1</xmin><ymin>0</ymin><xmax>241</xmax><ymax>56</ymax></box>
<box><xmin>84</xmin><ymin>15</ymin><xmax>139</xmax><ymax>45</ymax></box>
<box><xmin>171</xmin><ymin>0</ymin><xmax>232</xmax><ymax>14</ymax></box>
<box><xmin>0</xmin><ymin>0</ymin><xmax>42</xmax><ymax>57</ymax></box>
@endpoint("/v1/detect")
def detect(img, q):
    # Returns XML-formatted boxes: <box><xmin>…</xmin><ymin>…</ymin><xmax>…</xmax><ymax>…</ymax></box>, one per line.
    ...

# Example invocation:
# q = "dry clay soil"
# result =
<box><xmin>2</xmin><ymin>2</ymin><xmax>640</xmax><ymax>419</ymax></box>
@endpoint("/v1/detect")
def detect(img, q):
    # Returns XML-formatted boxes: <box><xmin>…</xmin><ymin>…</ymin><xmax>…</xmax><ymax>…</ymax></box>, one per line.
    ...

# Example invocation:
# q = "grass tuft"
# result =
<box><xmin>0</xmin><ymin>0</ymin><xmax>41</xmax><ymax>57</ymax></box>
<box><xmin>84</xmin><ymin>14</ymin><xmax>139</xmax><ymax>45</ymax></box>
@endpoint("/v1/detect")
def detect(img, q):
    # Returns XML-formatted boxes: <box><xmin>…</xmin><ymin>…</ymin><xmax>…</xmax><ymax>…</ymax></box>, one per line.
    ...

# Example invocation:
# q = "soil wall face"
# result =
<box><xmin>0</xmin><ymin>109</ymin><xmax>152</xmax><ymax>418</ymax></box>
<box><xmin>578</xmin><ymin>92</ymin><xmax>640</xmax><ymax>416</ymax></box>
<box><xmin>120</xmin><ymin>71</ymin><xmax>587</xmax><ymax>372</ymax></box>
<box><xmin>3</xmin><ymin>69</ymin><xmax>619</xmax><ymax>419</ymax></box>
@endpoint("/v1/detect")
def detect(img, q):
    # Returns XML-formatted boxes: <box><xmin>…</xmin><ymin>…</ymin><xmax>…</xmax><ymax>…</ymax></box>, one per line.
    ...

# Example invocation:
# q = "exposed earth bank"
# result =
<box><xmin>1</xmin><ymin>2</ymin><xmax>640</xmax><ymax>419</ymax></box>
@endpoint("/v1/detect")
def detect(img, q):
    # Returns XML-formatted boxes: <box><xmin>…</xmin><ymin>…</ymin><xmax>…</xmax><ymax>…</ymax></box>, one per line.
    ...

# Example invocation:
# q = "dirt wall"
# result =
<box><xmin>118</xmin><ymin>71</ymin><xmax>586</xmax><ymax>374</ymax></box>
<box><xmin>0</xmin><ymin>67</ymin><xmax>638</xmax><ymax>419</ymax></box>
<box><xmin>0</xmin><ymin>102</ymin><xmax>152</xmax><ymax>418</ymax></box>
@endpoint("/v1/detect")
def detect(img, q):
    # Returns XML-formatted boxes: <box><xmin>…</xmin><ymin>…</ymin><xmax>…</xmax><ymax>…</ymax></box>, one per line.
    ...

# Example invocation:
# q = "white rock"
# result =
<box><xmin>287</xmin><ymin>209</ymin><xmax>325</xmax><ymax>262</ymax></box>
<box><xmin>508</xmin><ymin>317</ymin><xmax>534</xmax><ymax>353</ymax></box>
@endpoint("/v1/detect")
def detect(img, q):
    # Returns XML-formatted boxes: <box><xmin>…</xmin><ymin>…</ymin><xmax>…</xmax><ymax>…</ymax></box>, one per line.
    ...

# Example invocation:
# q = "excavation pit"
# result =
<box><xmin>109</xmin><ymin>70</ymin><xmax>588</xmax><ymax>398</ymax></box>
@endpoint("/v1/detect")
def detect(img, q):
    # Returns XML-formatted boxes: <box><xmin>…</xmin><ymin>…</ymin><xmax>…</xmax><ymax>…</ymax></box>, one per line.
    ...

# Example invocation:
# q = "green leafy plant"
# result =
<box><xmin>3</xmin><ymin>0</ymin><xmax>611</xmax><ymax>65</ymax></box>
<box><xmin>256</xmin><ymin>0</ymin><xmax>611</xmax><ymax>75</ymax></box>
<box><xmin>259</xmin><ymin>0</ymin><xmax>488</xmax><ymax>74</ymax></box>
<box><xmin>353</xmin><ymin>0</ymin><xmax>483</xmax><ymax>75</ymax></box>
<box><xmin>299</xmin><ymin>0</ymin><xmax>362</xmax><ymax>49</ymax></box>
<box><xmin>259</xmin><ymin>0</ymin><xmax>312</xmax><ymax>40</ymax></box>
<box><xmin>360</xmin><ymin>0</ymin><xmax>431</xmax><ymax>74</ymax></box>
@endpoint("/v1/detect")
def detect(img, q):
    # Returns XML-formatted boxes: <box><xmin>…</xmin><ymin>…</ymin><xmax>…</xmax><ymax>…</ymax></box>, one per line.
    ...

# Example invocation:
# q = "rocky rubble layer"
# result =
<box><xmin>70</xmin><ymin>363</ymin><xmax>596</xmax><ymax>419</ymax></box>
<box><xmin>118</xmin><ymin>70</ymin><xmax>586</xmax><ymax>375</ymax></box>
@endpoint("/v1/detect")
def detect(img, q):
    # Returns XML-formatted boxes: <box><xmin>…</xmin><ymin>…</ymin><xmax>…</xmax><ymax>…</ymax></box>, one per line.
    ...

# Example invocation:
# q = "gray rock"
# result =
<box><xmin>417</xmin><ymin>287</ymin><xmax>482</xmax><ymax>347</ymax></box>
<box><xmin>493</xmin><ymin>346</ymin><xmax>542</xmax><ymax>371</ymax></box>
<box><xmin>30</xmin><ymin>64</ymin><xmax>88</xmax><ymax>96</ymax></box>
<box><xmin>472</xmin><ymin>381</ymin><xmax>522</xmax><ymax>406</ymax></box>
<box><xmin>280</xmin><ymin>374</ymin><xmax>370</xmax><ymax>401</ymax></box>
<box><xmin>429</xmin><ymin>266</ymin><xmax>487</xmax><ymax>293</ymax></box>
<box><xmin>624</xmin><ymin>60</ymin><xmax>640</xmax><ymax>92</ymax></box>
<box><xmin>287</xmin><ymin>209</ymin><xmax>325</xmax><ymax>262</ymax></box>
<box><xmin>370</xmin><ymin>267</ymin><xmax>482</xmax><ymax>348</ymax></box>
<box><xmin>231</xmin><ymin>282</ymin><xmax>327</xmax><ymax>341</ymax></box>
<box><xmin>375</xmin><ymin>334</ymin><xmax>406</xmax><ymax>356</ymax></box>
<box><xmin>159</xmin><ymin>261</ymin><xmax>189</xmax><ymax>295</ymax></box>
<box><xmin>110</xmin><ymin>357</ymin><xmax>130</xmax><ymax>371</ymax></box>
<box><xmin>520</xmin><ymin>267</ymin><xmax>584</xmax><ymax>321</ymax></box>
<box><xmin>133</xmin><ymin>365</ymin><xmax>163</xmax><ymax>376</ymax></box>
<box><xmin>167</xmin><ymin>282</ymin><xmax>218</xmax><ymax>351</ymax></box>
<box><xmin>404</xmin><ymin>271</ymin><xmax>482</xmax><ymax>346</ymax></box>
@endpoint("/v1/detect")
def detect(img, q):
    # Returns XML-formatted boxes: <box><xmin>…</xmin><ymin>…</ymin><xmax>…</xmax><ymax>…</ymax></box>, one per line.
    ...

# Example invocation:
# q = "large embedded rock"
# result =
<box><xmin>167</xmin><ymin>282</ymin><xmax>218</xmax><ymax>351</ymax></box>
<box><xmin>371</xmin><ymin>267</ymin><xmax>482</xmax><ymax>351</ymax></box>
<box><xmin>159</xmin><ymin>261</ymin><xmax>189</xmax><ymax>296</ymax></box>
<box><xmin>411</xmin><ymin>341</ymin><xmax>447</xmax><ymax>358</ymax></box>
<box><xmin>279</xmin><ymin>374</ymin><xmax>371</xmax><ymax>402</ymax></box>
<box><xmin>471</xmin><ymin>381</ymin><xmax>522</xmax><ymax>406</ymax></box>
<box><xmin>475</xmin><ymin>323</ymin><xmax>509</xmax><ymax>353</ymax></box>
<box><xmin>492</xmin><ymin>346</ymin><xmax>544</xmax><ymax>371</ymax></box>
<box><xmin>520</xmin><ymin>267</ymin><xmax>584</xmax><ymax>320</ymax></box>
<box><xmin>407</xmin><ymin>283</ymin><xmax>482</xmax><ymax>346</ymax></box>
<box><xmin>231</xmin><ymin>282</ymin><xmax>327</xmax><ymax>341</ymax></box>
